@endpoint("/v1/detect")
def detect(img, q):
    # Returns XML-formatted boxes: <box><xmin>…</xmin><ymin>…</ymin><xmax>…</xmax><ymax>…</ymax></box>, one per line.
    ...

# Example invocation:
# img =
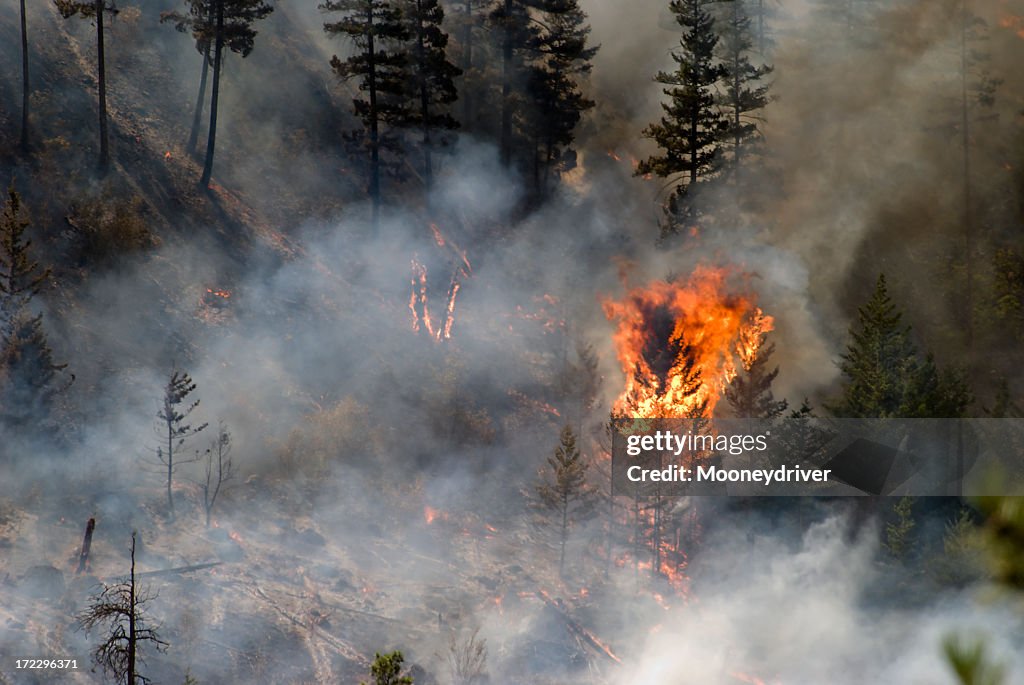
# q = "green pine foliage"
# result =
<box><xmin>363</xmin><ymin>651</ymin><xmax>414</xmax><ymax>685</ymax></box>
<box><xmin>0</xmin><ymin>186</ymin><xmax>70</xmax><ymax>434</ymax></box>
<box><xmin>725</xmin><ymin>338</ymin><xmax>787</xmax><ymax>419</ymax></box>
<box><xmin>399</xmin><ymin>0</ymin><xmax>462</xmax><ymax>192</ymax></box>
<box><xmin>637</xmin><ymin>0</ymin><xmax>727</xmax><ymax>236</ymax></box>
<box><xmin>154</xmin><ymin>369</ymin><xmax>208</xmax><ymax>521</ymax></box>
<box><xmin>536</xmin><ymin>425</ymin><xmax>596</xmax><ymax>575</ymax></box>
<box><xmin>715</xmin><ymin>0</ymin><xmax>772</xmax><ymax>197</ymax></box>
<box><xmin>884</xmin><ymin>496</ymin><xmax>915</xmax><ymax>560</ymax></box>
<box><xmin>322</xmin><ymin>0</ymin><xmax>410</xmax><ymax>224</ymax></box>
<box><xmin>832</xmin><ymin>274</ymin><xmax>970</xmax><ymax>418</ymax></box>
<box><xmin>521</xmin><ymin>0</ymin><xmax>597</xmax><ymax>196</ymax></box>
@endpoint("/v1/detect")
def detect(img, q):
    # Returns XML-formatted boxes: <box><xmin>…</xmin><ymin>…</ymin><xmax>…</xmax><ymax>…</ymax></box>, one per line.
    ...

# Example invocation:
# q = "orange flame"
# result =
<box><xmin>424</xmin><ymin>506</ymin><xmax>449</xmax><ymax>524</ymax></box>
<box><xmin>999</xmin><ymin>14</ymin><xmax>1024</xmax><ymax>38</ymax></box>
<box><xmin>602</xmin><ymin>266</ymin><xmax>772</xmax><ymax>418</ymax></box>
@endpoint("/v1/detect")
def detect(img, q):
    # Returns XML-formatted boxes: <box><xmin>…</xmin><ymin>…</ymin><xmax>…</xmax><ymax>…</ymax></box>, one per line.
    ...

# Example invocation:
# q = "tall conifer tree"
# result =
<box><xmin>637</xmin><ymin>0</ymin><xmax>726</xmax><ymax>236</ymax></box>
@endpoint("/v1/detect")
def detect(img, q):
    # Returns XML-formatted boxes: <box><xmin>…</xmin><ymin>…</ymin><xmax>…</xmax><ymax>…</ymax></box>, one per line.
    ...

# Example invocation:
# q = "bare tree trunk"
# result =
<box><xmin>366</xmin><ymin>5</ymin><xmax>381</xmax><ymax>228</ymax></box>
<box><xmin>960</xmin><ymin>0</ymin><xmax>974</xmax><ymax>353</ymax></box>
<box><xmin>460</xmin><ymin>0</ymin><xmax>473</xmax><ymax>129</ymax></box>
<box><xmin>200</xmin><ymin>0</ymin><xmax>225</xmax><ymax>190</ymax></box>
<box><xmin>166</xmin><ymin>421</ymin><xmax>176</xmax><ymax>522</ymax></box>
<box><xmin>127</xmin><ymin>534</ymin><xmax>137</xmax><ymax>685</ymax></box>
<box><xmin>19</xmin><ymin>0</ymin><xmax>30</xmax><ymax>152</ymax></box>
<box><xmin>499</xmin><ymin>0</ymin><xmax>513</xmax><ymax>167</ymax></box>
<box><xmin>559</xmin><ymin>493</ymin><xmax>568</xmax><ymax>576</ymax></box>
<box><xmin>415</xmin><ymin>0</ymin><xmax>433</xmax><ymax>194</ymax></box>
<box><xmin>96</xmin><ymin>0</ymin><xmax>109</xmax><ymax>173</ymax></box>
<box><xmin>188</xmin><ymin>46</ymin><xmax>211</xmax><ymax>154</ymax></box>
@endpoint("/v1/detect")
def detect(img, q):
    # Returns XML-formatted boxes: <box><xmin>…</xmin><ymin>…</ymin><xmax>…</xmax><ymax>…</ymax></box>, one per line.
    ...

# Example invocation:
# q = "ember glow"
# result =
<box><xmin>999</xmin><ymin>13</ymin><xmax>1024</xmax><ymax>38</ymax></box>
<box><xmin>602</xmin><ymin>266</ymin><xmax>773</xmax><ymax>418</ymax></box>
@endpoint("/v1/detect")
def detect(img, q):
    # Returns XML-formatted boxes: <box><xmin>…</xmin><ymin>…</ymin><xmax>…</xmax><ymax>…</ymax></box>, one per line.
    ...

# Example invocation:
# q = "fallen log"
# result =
<box><xmin>535</xmin><ymin>589</ymin><xmax>622</xmax><ymax>665</ymax></box>
<box><xmin>106</xmin><ymin>562</ymin><xmax>222</xmax><ymax>582</ymax></box>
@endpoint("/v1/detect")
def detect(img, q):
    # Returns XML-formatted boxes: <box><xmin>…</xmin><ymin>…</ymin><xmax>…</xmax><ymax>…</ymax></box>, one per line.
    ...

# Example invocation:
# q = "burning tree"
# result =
<box><xmin>150</xmin><ymin>368</ymin><xmax>208</xmax><ymax>521</ymax></box>
<box><xmin>602</xmin><ymin>266</ymin><xmax>772</xmax><ymax>418</ymax></box>
<box><xmin>725</xmin><ymin>333</ymin><xmax>787</xmax><ymax>420</ymax></box>
<box><xmin>602</xmin><ymin>266</ymin><xmax>771</xmax><ymax>586</ymax></box>
<box><xmin>535</xmin><ymin>425</ymin><xmax>597</xmax><ymax>576</ymax></box>
<box><xmin>77</xmin><ymin>533</ymin><xmax>168</xmax><ymax>685</ymax></box>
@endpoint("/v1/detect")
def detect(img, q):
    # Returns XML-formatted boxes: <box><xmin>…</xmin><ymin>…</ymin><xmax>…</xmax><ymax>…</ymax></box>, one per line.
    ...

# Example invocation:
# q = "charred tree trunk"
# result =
<box><xmin>188</xmin><ymin>45</ymin><xmax>211</xmax><ymax>155</ymax></box>
<box><xmin>19</xmin><ymin>0</ymin><xmax>30</xmax><ymax>152</ymax></box>
<box><xmin>96</xmin><ymin>0</ymin><xmax>109</xmax><ymax>173</ymax></box>
<box><xmin>460</xmin><ymin>0</ymin><xmax>473</xmax><ymax>129</ymax></box>
<box><xmin>200</xmin><ymin>0</ymin><xmax>225</xmax><ymax>190</ymax></box>
<box><xmin>77</xmin><ymin>518</ymin><xmax>96</xmax><ymax>574</ymax></box>
<box><xmin>367</xmin><ymin>5</ymin><xmax>381</xmax><ymax>227</ymax></box>
<box><xmin>127</xmin><ymin>534</ymin><xmax>137</xmax><ymax>685</ymax></box>
<box><xmin>499</xmin><ymin>0</ymin><xmax>513</xmax><ymax>167</ymax></box>
<box><xmin>415</xmin><ymin>0</ymin><xmax>433</xmax><ymax>194</ymax></box>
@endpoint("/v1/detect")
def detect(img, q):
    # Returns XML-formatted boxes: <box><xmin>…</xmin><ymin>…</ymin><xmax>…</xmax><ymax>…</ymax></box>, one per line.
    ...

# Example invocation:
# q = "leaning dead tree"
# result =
<box><xmin>77</xmin><ymin>532</ymin><xmax>168</xmax><ymax>685</ymax></box>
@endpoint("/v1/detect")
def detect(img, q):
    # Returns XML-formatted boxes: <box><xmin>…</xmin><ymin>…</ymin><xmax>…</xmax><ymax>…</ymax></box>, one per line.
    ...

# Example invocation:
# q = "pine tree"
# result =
<box><xmin>0</xmin><ymin>187</ymin><xmax>48</xmax><ymax>339</ymax></box>
<box><xmin>398</xmin><ymin>0</ymin><xmax>461</xmax><ymax>194</ymax></box>
<box><xmin>0</xmin><ymin>187</ymin><xmax>70</xmax><ymax>433</ymax></box>
<box><xmin>19</xmin><ymin>0</ymin><xmax>30</xmax><ymax>152</ymax></box>
<box><xmin>725</xmin><ymin>338</ymin><xmax>787</xmax><ymax>419</ymax></box>
<box><xmin>833</xmin><ymin>274</ymin><xmax>971</xmax><ymax>418</ymax></box>
<box><xmin>715</xmin><ymin>0</ymin><xmax>772</xmax><ymax>196</ymax></box>
<box><xmin>884</xmin><ymin>495</ymin><xmax>915</xmax><ymax>560</ymax></box>
<box><xmin>748</xmin><ymin>0</ymin><xmax>781</xmax><ymax>56</ymax></box>
<box><xmin>490</xmin><ymin>0</ymin><xmax>539</xmax><ymax>166</ymax></box>
<box><xmin>196</xmin><ymin>0</ymin><xmax>274</xmax><ymax>189</ymax></box>
<box><xmin>522</xmin><ymin>0</ymin><xmax>597</xmax><ymax>196</ymax></box>
<box><xmin>445</xmin><ymin>0</ymin><xmax>494</xmax><ymax>132</ymax></box>
<box><xmin>536</xmin><ymin>425</ymin><xmax>596</xmax><ymax>576</ymax></box>
<box><xmin>833</xmin><ymin>275</ymin><xmax>920</xmax><ymax>418</ymax></box>
<box><xmin>55</xmin><ymin>0</ymin><xmax>119</xmax><ymax>172</ymax></box>
<box><xmin>161</xmin><ymin>0</ymin><xmax>216</xmax><ymax>154</ymax></box>
<box><xmin>151</xmin><ymin>369</ymin><xmax>207</xmax><ymax>521</ymax></box>
<box><xmin>636</xmin><ymin>0</ymin><xmax>726</xmax><ymax>236</ymax></box>
<box><xmin>950</xmin><ymin>1</ymin><xmax>1001</xmax><ymax>351</ymax></box>
<box><xmin>809</xmin><ymin>0</ymin><xmax>880</xmax><ymax>49</ymax></box>
<box><xmin>362</xmin><ymin>651</ymin><xmax>414</xmax><ymax>685</ymax></box>
<box><xmin>77</xmin><ymin>533</ymin><xmax>168</xmax><ymax>685</ymax></box>
<box><xmin>322</xmin><ymin>0</ymin><xmax>410</xmax><ymax>227</ymax></box>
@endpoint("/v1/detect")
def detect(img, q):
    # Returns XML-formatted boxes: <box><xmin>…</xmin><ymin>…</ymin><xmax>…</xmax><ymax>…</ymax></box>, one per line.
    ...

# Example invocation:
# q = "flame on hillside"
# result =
<box><xmin>409</xmin><ymin>223</ymin><xmax>471</xmax><ymax>342</ymax></box>
<box><xmin>602</xmin><ymin>266</ymin><xmax>772</xmax><ymax>418</ymax></box>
